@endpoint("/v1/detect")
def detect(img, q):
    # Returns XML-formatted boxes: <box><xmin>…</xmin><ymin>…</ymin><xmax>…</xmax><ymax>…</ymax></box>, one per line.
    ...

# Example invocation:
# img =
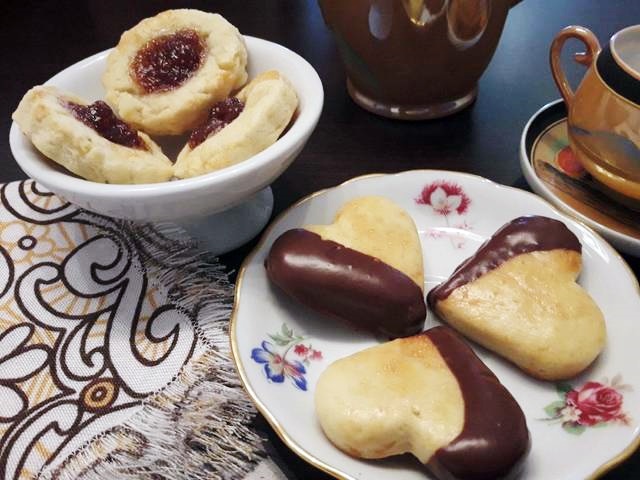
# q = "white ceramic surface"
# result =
<box><xmin>520</xmin><ymin>99</ymin><xmax>640</xmax><ymax>257</ymax></box>
<box><xmin>232</xmin><ymin>170</ymin><xmax>640</xmax><ymax>480</ymax></box>
<box><xmin>9</xmin><ymin>36</ymin><xmax>324</xmax><ymax>224</ymax></box>
<box><xmin>178</xmin><ymin>186</ymin><xmax>274</xmax><ymax>256</ymax></box>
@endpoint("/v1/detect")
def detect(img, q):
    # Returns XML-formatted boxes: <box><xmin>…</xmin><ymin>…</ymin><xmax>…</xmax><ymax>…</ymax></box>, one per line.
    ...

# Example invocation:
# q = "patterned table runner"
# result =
<box><xmin>0</xmin><ymin>180</ymin><xmax>282</xmax><ymax>480</ymax></box>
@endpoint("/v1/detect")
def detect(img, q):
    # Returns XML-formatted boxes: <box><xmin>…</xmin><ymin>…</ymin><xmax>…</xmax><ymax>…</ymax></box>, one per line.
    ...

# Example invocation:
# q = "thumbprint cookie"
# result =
<box><xmin>102</xmin><ymin>9</ymin><xmax>248</xmax><ymax>135</ymax></box>
<box><xmin>12</xmin><ymin>86</ymin><xmax>173</xmax><ymax>184</ymax></box>
<box><xmin>173</xmin><ymin>70</ymin><xmax>298</xmax><ymax>178</ymax></box>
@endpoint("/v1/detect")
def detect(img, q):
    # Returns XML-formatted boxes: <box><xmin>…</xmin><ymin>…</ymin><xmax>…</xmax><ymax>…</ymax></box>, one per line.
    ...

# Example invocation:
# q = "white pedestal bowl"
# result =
<box><xmin>9</xmin><ymin>36</ymin><xmax>324</xmax><ymax>255</ymax></box>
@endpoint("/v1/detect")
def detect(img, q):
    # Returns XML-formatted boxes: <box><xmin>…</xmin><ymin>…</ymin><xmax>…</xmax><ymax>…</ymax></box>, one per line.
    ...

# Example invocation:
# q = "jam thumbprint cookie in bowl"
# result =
<box><xmin>174</xmin><ymin>70</ymin><xmax>298</xmax><ymax>178</ymax></box>
<box><xmin>102</xmin><ymin>9</ymin><xmax>248</xmax><ymax>136</ymax></box>
<box><xmin>12</xmin><ymin>86</ymin><xmax>172</xmax><ymax>184</ymax></box>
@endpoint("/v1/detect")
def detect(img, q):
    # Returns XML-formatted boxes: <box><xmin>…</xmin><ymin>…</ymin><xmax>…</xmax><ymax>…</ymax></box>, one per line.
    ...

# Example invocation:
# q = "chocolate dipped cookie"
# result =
<box><xmin>265</xmin><ymin>196</ymin><xmax>426</xmax><ymax>338</ymax></box>
<box><xmin>428</xmin><ymin>215</ymin><xmax>606</xmax><ymax>381</ymax></box>
<box><xmin>315</xmin><ymin>326</ymin><xmax>530</xmax><ymax>480</ymax></box>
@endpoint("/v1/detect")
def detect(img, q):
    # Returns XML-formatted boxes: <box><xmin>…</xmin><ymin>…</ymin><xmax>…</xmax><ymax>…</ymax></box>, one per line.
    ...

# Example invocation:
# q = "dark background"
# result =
<box><xmin>1</xmin><ymin>1</ymin><xmax>639</xmax><ymax>478</ymax></box>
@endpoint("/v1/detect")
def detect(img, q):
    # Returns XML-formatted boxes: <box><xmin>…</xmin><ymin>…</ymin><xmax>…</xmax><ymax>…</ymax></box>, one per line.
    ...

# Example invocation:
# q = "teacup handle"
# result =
<box><xmin>550</xmin><ymin>26</ymin><xmax>601</xmax><ymax>107</ymax></box>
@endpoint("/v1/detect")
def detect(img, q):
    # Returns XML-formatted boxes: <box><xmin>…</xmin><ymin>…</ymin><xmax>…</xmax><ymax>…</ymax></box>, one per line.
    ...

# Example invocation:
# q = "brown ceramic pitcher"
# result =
<box><xmin>318</xmin><ymin>0</ymin><xmax>522</xmax><ymax>120</ymax></box>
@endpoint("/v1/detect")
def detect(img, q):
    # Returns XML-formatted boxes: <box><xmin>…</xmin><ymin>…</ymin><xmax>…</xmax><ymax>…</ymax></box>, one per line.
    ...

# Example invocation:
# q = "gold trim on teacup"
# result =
<box><xmin>229</xmin><ymin>170</ymin><xmax>640</xmax><ymax>480</ymax></box>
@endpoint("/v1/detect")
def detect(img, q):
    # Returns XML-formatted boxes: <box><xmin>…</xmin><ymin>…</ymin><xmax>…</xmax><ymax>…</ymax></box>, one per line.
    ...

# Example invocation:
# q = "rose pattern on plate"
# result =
<box><xmin>542</xmin><ymin>375</ymin><xmax>632</xmax><ymax>434</ymax></box>
<box><xmin>416</xmin><ymin>180</ymin><xmax>472</xmax><ymax>249</ymax></box>
<box><xmin>251</xmin><ymin>324</ymin><xmax>322</xmax><ymax>391</ymax></box>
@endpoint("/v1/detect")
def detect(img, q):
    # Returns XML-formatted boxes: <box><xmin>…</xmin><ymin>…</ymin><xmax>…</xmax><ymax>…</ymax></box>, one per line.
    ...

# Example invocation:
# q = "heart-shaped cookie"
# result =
<box><xmin>315</xmin><ymin>326</ymin><xmax>530</xmax><ymax>480</ymax></box>
<box><xmin>428</xmin><ymin>215</ymin><xmax>606</xmax><ymax>380</ymax></box>
<box><xmin>265</xmin><ymin>196</ymin><xmax>426</xmax><ymax>338</ymax></box>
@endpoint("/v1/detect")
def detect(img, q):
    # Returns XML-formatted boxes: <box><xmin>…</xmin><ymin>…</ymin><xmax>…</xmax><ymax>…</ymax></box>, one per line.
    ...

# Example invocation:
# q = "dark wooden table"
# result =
<box><xmin>2</xmin><ymin>1</ymin><xmax>639</xmax><ymax>478</ymax></box>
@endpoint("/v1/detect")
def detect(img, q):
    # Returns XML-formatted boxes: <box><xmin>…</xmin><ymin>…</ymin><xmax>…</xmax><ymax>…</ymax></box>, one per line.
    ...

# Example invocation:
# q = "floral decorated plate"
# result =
<box><xmin>231</xmin><ymin>170</ymin><xmax>640</xmax><ymax>480</ymax></box>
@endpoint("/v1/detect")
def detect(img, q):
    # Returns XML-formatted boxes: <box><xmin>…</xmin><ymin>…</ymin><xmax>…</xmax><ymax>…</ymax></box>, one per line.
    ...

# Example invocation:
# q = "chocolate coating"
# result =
<box><xmin>428</xmin><ymin>215</ymin><xmax>581</xmax><ymax>306</ymax></box>
<box><xmin>426</xmin><ymin>326</ymin><xmax>530</xmax><ymax>480</ymax></box>
<box><xmin>265</xmin><ymin>229</ymin><xmax>426</xmax><ymax>338</ymax></box>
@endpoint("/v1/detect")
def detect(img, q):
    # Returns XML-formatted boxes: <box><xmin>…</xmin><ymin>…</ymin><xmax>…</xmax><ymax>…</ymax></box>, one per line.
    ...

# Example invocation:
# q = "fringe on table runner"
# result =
<box><xmin>40</xmin><ymin>219</ymin><xmax>266</xmax><ymax>480</ymax></box>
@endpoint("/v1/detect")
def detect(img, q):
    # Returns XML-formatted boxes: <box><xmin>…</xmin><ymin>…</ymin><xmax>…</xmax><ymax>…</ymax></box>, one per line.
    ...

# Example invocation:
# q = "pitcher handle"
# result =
<box><xmin>550</xmin><ymin>26</ymin><xmax>601</xmax><ymax>107</ymax></box>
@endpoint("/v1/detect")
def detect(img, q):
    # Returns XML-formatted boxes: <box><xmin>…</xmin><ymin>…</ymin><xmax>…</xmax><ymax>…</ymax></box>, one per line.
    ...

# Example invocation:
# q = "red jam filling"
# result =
<box><xmin>188</xmin><ymin>97</ymin><xmax>244</xmax><ymax>148</ymax></box>
<box><xmin>65</xmin><ymin>100</ymin><xmax>147</xmax><ymax>150</ymax></box>
<box><xmin>131</xmin><ymin>29</ymin><xmax>205</xmax><ymax>93</ymax></box>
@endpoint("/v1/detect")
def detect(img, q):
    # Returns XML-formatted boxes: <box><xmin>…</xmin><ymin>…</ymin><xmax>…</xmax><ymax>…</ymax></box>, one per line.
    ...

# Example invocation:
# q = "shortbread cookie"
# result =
<box><xmin>265</xmin><ymin>196</ymin><xmax>425</xmax><ymax>338</ymax></box>
<box><xmin>315</xmin><ymin>326</ymin><xmax>530</xmax><ymax>480</ymax></box>
<box><xmin>12</xmin><ymin>86</ymin><xmax>173</xmax><ymax>184</ymax></box>
<box><xmin>428</xmin><ymin>215</ymin><xmax>606</xmax><ymax>380</ymax></box>
<box><xmin>103</xmin><ymin>9</ymin><xmax>248</xmax><ymax>135</ymax></box>
<box><xmin>173</xmin><ymin>70</ymin><xmax>298</xmax><ymax>178</ymax></box>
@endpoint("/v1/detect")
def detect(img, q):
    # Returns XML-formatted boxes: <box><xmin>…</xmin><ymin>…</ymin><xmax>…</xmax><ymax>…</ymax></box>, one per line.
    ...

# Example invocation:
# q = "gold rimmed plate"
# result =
<box><xmin>231</xmin><ymin>170</ymin><xmax>640</xmax><ymax>480</ymax></box>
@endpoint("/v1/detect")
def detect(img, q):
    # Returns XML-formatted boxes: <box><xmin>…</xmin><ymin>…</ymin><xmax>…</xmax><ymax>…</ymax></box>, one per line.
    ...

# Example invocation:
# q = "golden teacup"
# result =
<box><xmin>551</xmin><ymin>25</ymin><xmax>640</xmax><ymax>203</ymax></box>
